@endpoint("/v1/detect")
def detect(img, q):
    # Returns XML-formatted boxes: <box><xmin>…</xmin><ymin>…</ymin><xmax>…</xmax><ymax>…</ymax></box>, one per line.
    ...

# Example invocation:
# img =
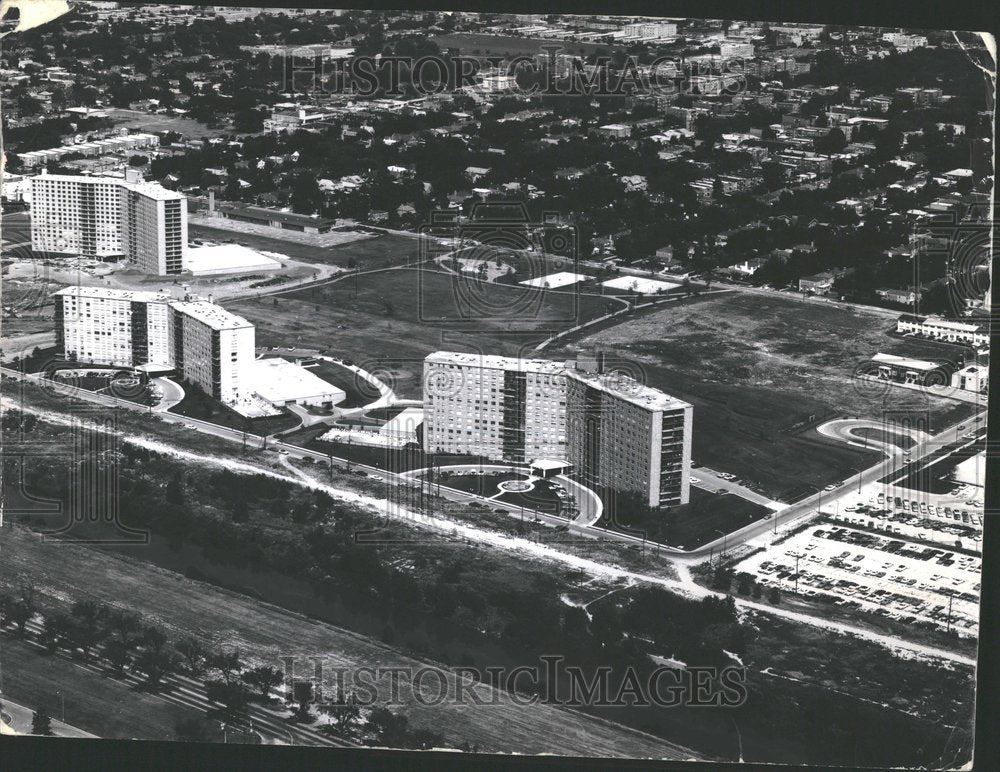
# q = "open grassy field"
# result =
<box><xmin>228</xmin><ymin>267</ymin><xmax>620</xmax><ymax>399</ymax></box>
<box><xmin>187</xmin><ymin>226</ymin><xmax>414</xmax><ymax>271</ymax></box>
<box><xmin>560</xmin><ymin>293</ymin><xmax>978</xmax><ymax>500</ymax></box>
<box><xmin>106</xmin><ymin>108</ymin><xmax>228</xmax><ymax>140</ymax></box>
<box><xmin>601</xmin><ymin>488</ymin><xmax>771</xmax><ymax>549</ymax></box>
<box><xmin>0</xmin><ymin>526</ymin><xmax>691</xmax><ymax>759</ymax></box>
<box><xmin>0</xmin><ymin>633</ymin><xmax>206</xmax><ymax>740</ymax></box>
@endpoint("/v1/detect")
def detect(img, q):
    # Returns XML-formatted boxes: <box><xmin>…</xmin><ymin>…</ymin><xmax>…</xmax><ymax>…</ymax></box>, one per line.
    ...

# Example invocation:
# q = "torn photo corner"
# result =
<box><xmin>0</xmin><ymin>4</ymin><xmax>994</xmax><ymax>769</ymax></box>
<box><xmin>0</xmin><ymin>0</ymin><xmax>70</xmax><ymax>37</ymax></box>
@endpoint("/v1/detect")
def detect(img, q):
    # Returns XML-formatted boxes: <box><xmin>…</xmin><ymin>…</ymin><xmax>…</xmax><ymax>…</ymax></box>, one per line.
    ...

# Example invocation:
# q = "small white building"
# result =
<box><xmin>184</xmin><ymin>244</ymin><xmax>282</xmax><ymax>276</ymax></box>
<box><xmin>249</xmin><ymin>357</ymin><xmax>346</xmax><ymax>408</ymax></box>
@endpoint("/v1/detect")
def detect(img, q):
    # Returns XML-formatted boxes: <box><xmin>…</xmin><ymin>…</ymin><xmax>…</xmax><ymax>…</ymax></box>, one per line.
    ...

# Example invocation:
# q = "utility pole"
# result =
<box><xmin>946</xmin><ymin>594</ymin><xmax>953</xmax><ymax>634</ymax></box>
<box><xmin>794</xmin><ymin>553</ymin><xmax>801</xmax><ymax>594</ymax></box>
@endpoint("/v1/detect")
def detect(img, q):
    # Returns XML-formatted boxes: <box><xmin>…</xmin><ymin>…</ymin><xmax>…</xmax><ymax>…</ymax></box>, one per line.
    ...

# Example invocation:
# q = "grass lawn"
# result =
<box><xmin>599</xmin><ymin>488</ymin><xmax>771</xmax><ymax>549</ymax></box>
<box><xmin>106</xmin><ymin>108</ymin><xmax>229</xmax><ymax>140</ymax></box>
<box><xmin>562</xmin><ymin>293</ymin><xmax>977</xmax><ymax>500</ymax></box>
<box><xmin>188</xmin><ymin>226</ymin><xmax>415</xmax><ymax>271</ymax></box>
<box><xmin>168</xmin><ymin>381</ymin><xmax>300</xmax><ymax>434</ymax></box>
<box><xmin>228</xmin><ymin>267</ymin><xmax>619</xmax><ymax>399</ymax></box>
<box><xmin>0</xmin><ymin>633</ymin><xmax>207</xmax><ymax>741</ymax></box>
<box><xmin>496</xmin><ymin>478</ymin><xmax>567</xmax><ymax>517</ymax></box>
<box><xmin>305</xmin><ymin>359</ymin><xmax>377</xmax><ymax>408</ymax></box>
<box><xmin>851</xmin><ymin>426</ymin><xmax>917</xmax><ymax>449</ymax></box>
<box><xmin>436</xmin><ymin>469</ymin><xmax>524</xmax><ymax>496</ymax></box>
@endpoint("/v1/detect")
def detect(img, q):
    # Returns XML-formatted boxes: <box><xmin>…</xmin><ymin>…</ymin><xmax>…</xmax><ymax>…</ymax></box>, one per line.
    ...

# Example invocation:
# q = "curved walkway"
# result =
<box><xmin>151</xmin><ymin>377</ymin><xmax>185</xmax><ymax>413</ymax></box>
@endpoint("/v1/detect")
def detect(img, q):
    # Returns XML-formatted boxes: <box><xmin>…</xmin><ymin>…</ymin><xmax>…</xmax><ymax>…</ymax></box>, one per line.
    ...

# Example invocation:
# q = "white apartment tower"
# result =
<box><xmin>423</xmin><ymin>352</ymin><xmax>568</xmax><ymax>461</ymax></box>
<box><xmin>563</xmin><ymin>367</ymin><xmax>693</xmax><ymax>507</ymax></box>
<box><xmin>423</xmin><ymin>352</ymin><xmax>693</xmax><ymax>508</ymax></box>
<box><xmin>54</xmin><ymin>286</ymin><xmax>173</xmax><ymax>368</ymax></box>
<box><xmin>53</xmin><ymin>287</ymin><xmax>254</xmax><ymax>406</ymax></box>
<box><xmin>31</xmin><ymin>171</ymin><xmax>187</xmax><ymax>275</ymax></box>
<box><xmin>169</xmin><ymin>301</ymin><xmax>255</xmax><ymax>405</ymax></box>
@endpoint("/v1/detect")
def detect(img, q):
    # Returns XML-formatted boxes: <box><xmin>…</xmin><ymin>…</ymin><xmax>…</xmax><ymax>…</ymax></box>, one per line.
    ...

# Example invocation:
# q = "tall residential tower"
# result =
<box><xmin>31</xmin><ymin>171</ymin><xmax>187</xmax><ymax>274</ymax></box>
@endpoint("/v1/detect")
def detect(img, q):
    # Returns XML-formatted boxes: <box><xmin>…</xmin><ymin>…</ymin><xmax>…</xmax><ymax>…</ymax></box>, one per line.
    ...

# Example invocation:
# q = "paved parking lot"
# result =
<box><xmin>737</xmin><ymin>521</ymin><xmax>980</xmax><ymax>636</ymax></box>
<box><xmin>823</xmin><ymin>481</ymin><xmax>984</xmax><ymax>553</ymax></box>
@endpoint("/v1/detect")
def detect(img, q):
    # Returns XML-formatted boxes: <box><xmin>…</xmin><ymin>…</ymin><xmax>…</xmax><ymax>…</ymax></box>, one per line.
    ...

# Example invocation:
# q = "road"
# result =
<box><xmin>3</xmin><ymin>363</ymin><xmax>986</xmax><ymax>563</ymax></box>
<box><xmin>1</xmin><ymin>370</ymin><xmax>979</xmax><ymax>667</ymax></box>
<box><xmin>0</xmin><ymin>695</ymin><xmax>98</xmax><ymax>738</ymax></box>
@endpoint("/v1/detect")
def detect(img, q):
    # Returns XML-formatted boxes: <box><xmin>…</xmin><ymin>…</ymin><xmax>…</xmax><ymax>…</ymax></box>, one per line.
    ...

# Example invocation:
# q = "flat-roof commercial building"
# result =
<box><xmin>18</xmin><ymin>133</ymin><xmax>160</xmax><ymax>169</ymax></box>
<box><xmin>896</xmin><ymin>314</ymin><xmax>989</xmax><ymax>348</ymax></box>
<box><xmin>183</xmin><ymin>243</ymin><xmax>282</xmax><ymax>276</ymax></box>
<box><xmin>248</xmin><ymin>357</ymin><xmax>346</xmax><ymax>408</ymax></box>
<box><xmin>865</xmin><ymin>352</ymin><xmax>953</xmax><ymax>387</ymax></box>
<box><xmin>53</xmin><ymin>286</ymin><xmax>255</xmax><ymax>406</ymax></box>
<box><xmin>30</xmin><ymin>171</ymin><xmax>188</xmax><ymax>274</ymax></box>
<box><xmin>422</xmin><ymin>352</ymin><xmax>692</xmax><ymax>508</ymax></box>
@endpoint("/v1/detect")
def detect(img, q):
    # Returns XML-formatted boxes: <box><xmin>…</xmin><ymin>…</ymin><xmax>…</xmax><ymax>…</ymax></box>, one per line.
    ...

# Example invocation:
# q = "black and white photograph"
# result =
<box><xmin>0</xmin><ymin>3</ymin><xmax>995</xmax><ymax>769</ymax></box>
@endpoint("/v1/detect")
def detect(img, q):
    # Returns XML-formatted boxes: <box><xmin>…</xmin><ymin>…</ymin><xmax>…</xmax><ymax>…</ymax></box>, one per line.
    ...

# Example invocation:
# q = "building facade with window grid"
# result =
<box><xmin>31</xmin><ymin>172</ymin><xmax>187</xmax><ymax>275</ymax></box>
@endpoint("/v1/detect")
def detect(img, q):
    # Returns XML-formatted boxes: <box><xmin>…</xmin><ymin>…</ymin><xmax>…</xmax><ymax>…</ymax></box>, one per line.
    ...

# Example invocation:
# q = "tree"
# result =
<box><xmin>207</xmin><ymin>649</ymin><xmax>243</xmax><ymax>683</ymax></box>
<box><xmin>134</xmin><ymin>627</ymin><xmax>179</xmax><ymax>690</ymax></box>
<box><xmin>768</xmin><ymin>587</ymin><xmax>781</xmax><ymax>604</ymax></box>
<box><xmin>176</xmin><ymin>637</ymin><xmax>208</xmax><ymax>677</ymax></box>
<box><xmin>367</xmin><ymin>706</ymin><xmax>410</xmax><ymax>747</ymax></box>
<box><xmin>165</xmin><ymin>470</ymin><xmax>185</xmax><ymax>504</ymax></box>
<box><xmin>7</xmin><ymin>585</ymin><xmax>37</xmax><ymax>637</ymax></box>
<box><xmin>38</xmin><ymin>611</ymin><xmax>72</xmax><ymax>653</ymax></box>
<box><xmin>108</xmin><ymin>609</ymin><xmax>144</xmax><ymax>665</ymax></box>
<box><xmin>321</xmin><ymin>690</ymin><xmax>361</xmax><ymax>734</ymax></box>
<box><xmin>32</xmin><ymin>709</ymin><xmax>53</xmax><ymax>736</ymax></box>
<box><xmin>814</xmin><ymin>127</ymin><xmax>847</xmax><ymax>155</ymax></box>
<box><xmin>68</xmin><ymin>600</ymin><xmax>109</xmax><ymax>660</ymax></box>
<box><xmin>241</xmin><ymin>665</ymin><xmax>284</xmax><ymax>701</ymax></box>
<box><xmin>205</xmin><ymin>679</ymin><xmax>252</xmax><ymax>718</ymax></box>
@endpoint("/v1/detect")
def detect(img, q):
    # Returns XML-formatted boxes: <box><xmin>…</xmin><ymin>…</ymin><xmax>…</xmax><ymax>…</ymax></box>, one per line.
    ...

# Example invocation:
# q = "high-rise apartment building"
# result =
<box><xmin>423</xmin><ymin>352</ymin><xmax>568</xmax><ymax>461</ymax></box>
<box><xmin>31</xmin><ymin>171</ymin><xmax>187</xmax><ymax>275</ymax></box>
<box><xmin>422</xmin><ymin>352</ymin><xmax>692</xmax><ymax>508</ymax></box>
<box><xmin>169</xmin><ymin>301</ymin><xmax>255</xmax><ymax>405</ymax></box>
<box><xmin>563</xmin><ymin>368</ymin><xmax>692</xmax><ymax>508</ymax></box>
<box><xmin>53</xmin><ymin>287</ymin><xmax>254</xmax><ymax>406</ymax></box>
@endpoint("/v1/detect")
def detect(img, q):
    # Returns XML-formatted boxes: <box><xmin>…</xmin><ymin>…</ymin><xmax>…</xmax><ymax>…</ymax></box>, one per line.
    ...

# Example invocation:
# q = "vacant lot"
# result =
<box><xmin>229</xmin><ymin>267</ymin><xmax>619</xmax><ymax>399</ymax></box>
<box><xmin>106</xmin><ymin>108</ymin><xmax>227</xmax><ymax>139</ymax></box>
<box><xmin>601</xmin><ymin>488</ymin><xmax>771</xmax><ymax>549</ymax></box>
<box><xmin>561</xmin><ymin>293</ymin><xmax>976</xmax><ymax>499</ymax></box>
<box><xmin>188</xmin><ymin>226</ymin><xmax>413</xmax><ymax>271</ymax></box>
